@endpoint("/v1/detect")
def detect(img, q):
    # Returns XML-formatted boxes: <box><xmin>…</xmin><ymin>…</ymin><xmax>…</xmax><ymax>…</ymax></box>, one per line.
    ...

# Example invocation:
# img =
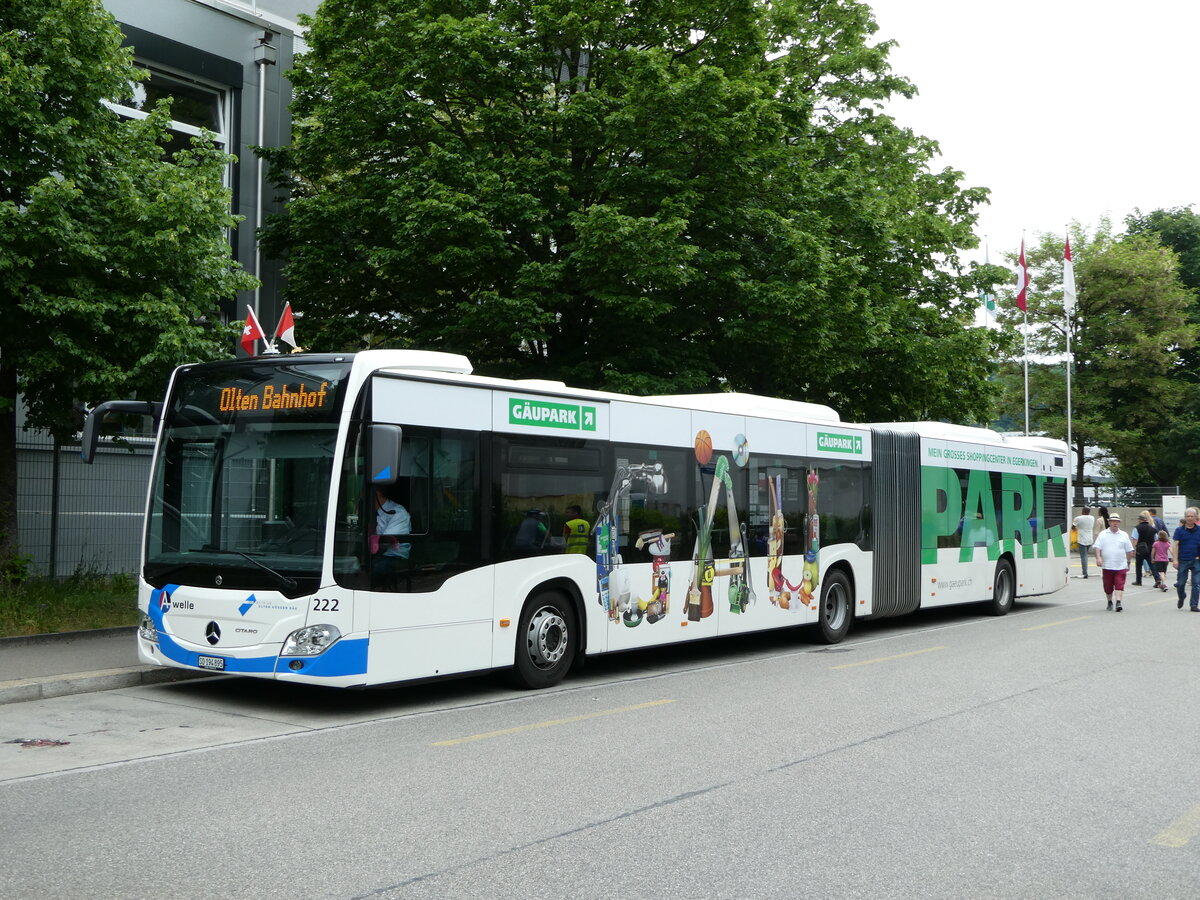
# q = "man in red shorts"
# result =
<box><xmin>1093</xmin><ymin>512</ymin><xmax>1134</xmax><ymax>611</ymax></box>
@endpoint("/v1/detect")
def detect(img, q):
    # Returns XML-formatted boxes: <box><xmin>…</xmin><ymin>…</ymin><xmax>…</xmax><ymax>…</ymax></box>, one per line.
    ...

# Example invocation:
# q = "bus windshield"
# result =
<box><xmin>144</xmin><ymin>358</ymin><xmax>353</xmax><ymax>595</ymax></box>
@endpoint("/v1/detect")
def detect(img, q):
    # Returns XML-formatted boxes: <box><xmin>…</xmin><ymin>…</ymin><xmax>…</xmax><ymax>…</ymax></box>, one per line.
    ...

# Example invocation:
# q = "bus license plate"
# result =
<box><xmin>197</xmin><ymin>655</ymin><xmax>226</xmax><ymax>671</ymax></box>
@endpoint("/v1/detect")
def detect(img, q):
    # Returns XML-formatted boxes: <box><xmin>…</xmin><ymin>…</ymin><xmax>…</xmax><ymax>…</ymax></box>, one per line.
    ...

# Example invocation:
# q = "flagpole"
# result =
<box><xmin>1018</xmin><ymin>233</ymin><xmax>1029</xmax><ymax>436</ymax></box>
<box><xmin>1023</xmin><ymin>310</ymin><xmax>1030</xmax><ymax>435</ymax></box>
<box><xmin>1063</xmin><ymin>231</ymin><xmax>1077</xmax><ymax>490</ymax></box>
<box><xmin>1065</xmin><ymin>313</ymin><xmax>1072</xmax><ymax>470</ymax></box>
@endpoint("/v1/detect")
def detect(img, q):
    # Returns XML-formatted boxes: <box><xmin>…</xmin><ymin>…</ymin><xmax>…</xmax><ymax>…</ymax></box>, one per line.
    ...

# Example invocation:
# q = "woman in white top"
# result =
<box><xmin>1073</xmin><ymin>506</ymin><xmax>1096</xmax><ymax>578</ymax></box>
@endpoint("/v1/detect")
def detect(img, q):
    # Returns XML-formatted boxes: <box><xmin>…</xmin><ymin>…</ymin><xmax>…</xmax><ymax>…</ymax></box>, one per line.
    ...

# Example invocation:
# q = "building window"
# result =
<box><xmin>106</xmin><ymin>65</ymin><xmax>231</xmax><ymax>170</ymax></box>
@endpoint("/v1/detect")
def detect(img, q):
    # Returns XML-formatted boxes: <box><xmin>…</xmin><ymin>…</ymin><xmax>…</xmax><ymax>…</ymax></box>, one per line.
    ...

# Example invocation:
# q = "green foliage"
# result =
<box><xmin>261</xmin><ymin>0</ymin><xmax>997</xmax><ymax>423</ymax></box>
<box><xmin>0</xmin><ymin>574</ymin><xmax>138</xmax><ymax>637</ymax></box>
<box><xmin>995</xmin><ymin>221</ymin><xmax>1198</xmax><ymax>486</ymax></box>
<box><xmin>1</xmin><ymin>0</ymin><xmax>256</xmax><ymax>571</ymax></box>
<box><xmin>1126</xmin><ymin>207</ymin><xmax>1200</xmax><ymax>296</ymax></box>
<box><xmin>1</xmin><ymin>0</ymin><xmax>257</xmax><ymax>441</ymax></box>
<box><xmin>1121</xmin><ymin>206</ymin><xmax>1200</xmax><ymax>492</ymax></box>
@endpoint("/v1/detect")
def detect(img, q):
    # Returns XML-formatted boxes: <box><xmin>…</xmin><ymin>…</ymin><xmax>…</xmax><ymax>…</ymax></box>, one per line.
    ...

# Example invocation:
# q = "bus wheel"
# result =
<box><xmin>512</xmin><ymin>592</ymin><xmax>577</xmax><ymax>689</ymax></box>
<box><xmin>989</xmin><ymin>559</ymin><xmax>1015</xmax><ymax>616</ymax></box>
<box><xmin>817</xmin><ymin>570</ymin><xmax>852</xmax><ymax>644</ymax></box>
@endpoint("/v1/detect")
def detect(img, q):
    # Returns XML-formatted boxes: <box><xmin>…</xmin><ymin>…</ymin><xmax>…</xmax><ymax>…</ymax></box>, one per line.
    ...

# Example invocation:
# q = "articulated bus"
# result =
<box><xmin>82</xmin><ymin>350</ymin><xmax>1070</xmax><ymax>690</ymax></box>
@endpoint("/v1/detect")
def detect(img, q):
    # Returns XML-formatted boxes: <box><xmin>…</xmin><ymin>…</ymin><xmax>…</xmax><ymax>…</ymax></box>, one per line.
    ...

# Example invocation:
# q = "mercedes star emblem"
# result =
<box><xmin>205</xmin><ymin>621</ymin><xmax>221</xmax><ymax>645</ymax></box>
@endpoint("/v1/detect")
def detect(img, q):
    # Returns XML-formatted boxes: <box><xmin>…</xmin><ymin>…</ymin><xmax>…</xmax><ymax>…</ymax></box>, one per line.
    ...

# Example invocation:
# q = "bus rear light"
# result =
<box><xmin>139</xmin><ymin>613</ymin><xmax>159</xmax><ymax>643</ymax></box>
<box><xmin>281</xmin><ymin>624</ymin><xmax>341</xmax><ymax>657</ymax></box>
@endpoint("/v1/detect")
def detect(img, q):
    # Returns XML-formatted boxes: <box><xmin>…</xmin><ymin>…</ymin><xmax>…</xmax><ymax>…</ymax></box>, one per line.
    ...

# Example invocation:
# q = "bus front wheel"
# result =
<box><xmin>511</xmin><ymin>591</ymin><xmax>577</xmax><ymax>689</ymax></box>
<box><xmin>989</xmin><ymin>559</ymin><xmax>1015</xmax><ymax>616</ymax></box>
<box><xmin>817</xmin><ymin>570</ymin><xmax>853</xmax><ymax>644</ymax></box>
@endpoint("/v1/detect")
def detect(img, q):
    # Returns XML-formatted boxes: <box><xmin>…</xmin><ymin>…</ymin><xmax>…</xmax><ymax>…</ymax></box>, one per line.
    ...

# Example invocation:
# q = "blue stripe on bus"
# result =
<box><xmin>274</xmin><ymin>638</ymin><xmax>368</xmax><ymax>677</ymax></box>
<box><xmin>148</xmin><ymin>585</ymin><xmax>369</xmax><ymax>679</ymax></box>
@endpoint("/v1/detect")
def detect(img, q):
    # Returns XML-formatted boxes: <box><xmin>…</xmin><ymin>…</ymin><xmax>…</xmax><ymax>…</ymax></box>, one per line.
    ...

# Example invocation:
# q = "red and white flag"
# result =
<box><xmin>240</xmin><ymin>306</ymin><xmax>265</xmax><ymax>355</ymax></box>
<box><xmin>1063</xmin><ymin>235</ymin><xmax>1076</xmax><ymax>316</ymax></box>
<box><xmin>275</xmin><ymin>302</ymin><xmax>297</xmax><ymax>349</ymax></box>
<box><xmin>1015</xmin><ymin>239</ymin><xmax>1029</xmax><ymax>312</ymax></box>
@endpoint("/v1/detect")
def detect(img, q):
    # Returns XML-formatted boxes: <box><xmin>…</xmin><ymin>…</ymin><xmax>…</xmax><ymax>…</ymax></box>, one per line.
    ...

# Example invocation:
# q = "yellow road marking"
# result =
<box><xmin>433</xmin><ymin>699</ymin><xmax>676</xmax><ymax>746</ymax></box>
<box><xmin>1152</xmin><ymin>803</ymin><xmax>1200</xmax><ymax>847</ymax></box>
<box><xmin>1022</xmin><ymin>615</ymin><xmax>1091</xmax><ymax>631</ymax></box>
<box><xmin>830</xmin><ymin>646</ymin><xmax>946</xmax><ymax>670</ymax></box>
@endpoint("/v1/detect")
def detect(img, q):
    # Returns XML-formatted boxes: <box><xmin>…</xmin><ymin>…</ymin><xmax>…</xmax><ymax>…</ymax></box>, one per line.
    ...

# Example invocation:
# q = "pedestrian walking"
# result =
<box><xmin>1153</xmin><ymin>530</ymin><xmax>1173</xmax><ymax>592</ymax></box>
<box><xmin>1072</xmin><ymin>506</ymin><xmax>1096</xmax><ymax>578</ymax></box>
<box><xmin>1098</xmin><ymin>506</ymin><xmax>1111</xmax><ymax>530</ymax></box>
<box><xmin>1148</xmin><ymin>507</ymin><xmax>1166</xmax><ymax>532</ymax></box>
<box><xmin>1132</xmin><ymin>512</ymin><xmax>1160</xmax><ymax>587</ymax></box>
<box><xmin>1094</xmin><ymin>512</ymin><xmax>1133</xmax><ymax>611</ymax></box>
<box><xmin>1172</xmin><ymin>507</ymin><xmax>1200</xmax><ymax>611</ymax></box>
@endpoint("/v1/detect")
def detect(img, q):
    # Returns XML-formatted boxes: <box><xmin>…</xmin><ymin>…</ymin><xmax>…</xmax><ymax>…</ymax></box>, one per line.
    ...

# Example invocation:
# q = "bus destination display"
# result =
<box><xmin>219</xmin><ymin>380</ymin><xmax>330</xmax><ymax>412</ymax></box>
<box><xmin>170</xmin><ymin>361</ymin><xmax>352</xmax><ymax>425</ymax></box>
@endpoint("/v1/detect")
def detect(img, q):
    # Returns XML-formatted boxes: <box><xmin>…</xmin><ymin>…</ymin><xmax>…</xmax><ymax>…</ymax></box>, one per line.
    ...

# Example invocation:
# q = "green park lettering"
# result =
<box><xmin>920</xmin><ymin>466</ymin><xmax>1066</xmax><ymax>564</ymax></box>
<box><xmin>508</xmin><ymin>397</ymin><xmax>597</xmax><ymax>431</ymax></box>
<box><xmin>816</xmin><ymin>431</ymin><xmax>863</xmax><ymax>455</ymax></box>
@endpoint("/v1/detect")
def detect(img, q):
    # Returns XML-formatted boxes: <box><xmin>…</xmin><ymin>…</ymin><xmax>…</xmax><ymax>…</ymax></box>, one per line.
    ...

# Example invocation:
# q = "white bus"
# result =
<box><xmin>82</xmin><ymin>350</ymin><xmax>1070</xmax><ymax>689</ymax></box>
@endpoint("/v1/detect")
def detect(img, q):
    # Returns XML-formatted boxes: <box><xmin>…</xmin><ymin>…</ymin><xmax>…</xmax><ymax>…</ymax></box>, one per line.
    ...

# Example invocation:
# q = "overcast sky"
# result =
<box><xmin>867</xmin><ymin>0</ymin><xmax>1200</xmax><ymax>267</ymax></box>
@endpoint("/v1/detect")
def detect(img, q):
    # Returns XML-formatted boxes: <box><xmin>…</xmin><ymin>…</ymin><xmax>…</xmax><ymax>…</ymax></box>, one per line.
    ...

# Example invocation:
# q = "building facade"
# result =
<box><xmin>16</xmin><ymin>1</ymin><xmax>319</xmax><ymax>577</ymax></box>
<box><xmin>103</xmin><ymin>0</ymin><xmax>317</xmax><ymax>334</ymax></box>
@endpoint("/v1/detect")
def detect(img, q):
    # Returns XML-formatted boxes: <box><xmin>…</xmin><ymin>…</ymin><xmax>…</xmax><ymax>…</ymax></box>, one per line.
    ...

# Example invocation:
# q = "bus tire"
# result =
<box><xmin>817</xmin><ymin>569</ymin><xmax>853</xmax><ymax>644</ymax></box>
<box><xmin>511</xmin><ymin>591</ymin><xmax>577</xmax><ymax>689</ymax></box>
<box><xmin>989</xmin><ymin>559</ymin><xmax>1015</xmax><ymax>616</ymax></box>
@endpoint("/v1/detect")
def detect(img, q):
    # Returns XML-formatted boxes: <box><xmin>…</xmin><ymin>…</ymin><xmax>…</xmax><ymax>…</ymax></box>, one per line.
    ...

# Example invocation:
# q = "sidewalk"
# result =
<box><xmin>0</xmin><ymin>628</ymin><xmax>208</xmax><ymax>705</ymax></box>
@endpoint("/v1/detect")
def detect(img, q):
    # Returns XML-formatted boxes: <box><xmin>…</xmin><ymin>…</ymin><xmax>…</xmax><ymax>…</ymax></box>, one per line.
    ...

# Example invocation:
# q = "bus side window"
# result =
<box><xmin>749</xmin><ymin>458</ymin><xmax>807</xmax><ymax>557</ymax></box>
<box><xmin>495</xmin><ymin>436</ymin><xmax>604</xmax><ymax>561</ymax></box>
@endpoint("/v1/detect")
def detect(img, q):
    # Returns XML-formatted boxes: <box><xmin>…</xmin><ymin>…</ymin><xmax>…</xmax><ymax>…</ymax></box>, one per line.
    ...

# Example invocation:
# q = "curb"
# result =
<box><xmin>0</xmin><ymin>626</ymin><xmax>135</xmax><ymax>648</ymax></box>
<box><xmin>0</xmin><ymin>665</ymin><xmax>214</xmax><ymax>706</ymax></box>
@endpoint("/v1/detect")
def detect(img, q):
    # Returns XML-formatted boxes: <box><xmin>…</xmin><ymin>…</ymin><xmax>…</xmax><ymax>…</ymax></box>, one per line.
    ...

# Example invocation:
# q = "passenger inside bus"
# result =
<box><xmin>513</xmin><ymin>508</ymin><xmax>550</xmax><ymax>552</ymax></box>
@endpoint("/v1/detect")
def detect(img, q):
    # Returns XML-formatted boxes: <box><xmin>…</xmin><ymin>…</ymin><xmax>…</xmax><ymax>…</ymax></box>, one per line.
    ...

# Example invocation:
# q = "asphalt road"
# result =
<box><xmin>2</xmin><ymin>573</ymin><xmax>1199</xmax><ymax>899</ymax></box>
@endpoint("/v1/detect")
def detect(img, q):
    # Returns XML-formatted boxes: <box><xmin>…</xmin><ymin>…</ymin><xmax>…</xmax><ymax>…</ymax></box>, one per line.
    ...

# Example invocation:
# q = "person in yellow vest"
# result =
<box><xmin>563</xmin><ymin>505</ymin><xmax>591</xmax><ymax>554</ymax></box>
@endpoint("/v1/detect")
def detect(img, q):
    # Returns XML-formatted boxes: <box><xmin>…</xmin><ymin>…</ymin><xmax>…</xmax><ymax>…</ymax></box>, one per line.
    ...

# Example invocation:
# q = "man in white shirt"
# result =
<box><xmin>372</xmin><ymin>486</ymin><xmax>412</xmax><ymax>580</ymax></box>
<box><xmin>1093</xmin><ymin>512</ymin><xmax>1134</xmax><ymax>612</ymax></box>
<box><xmin>1072</xmin><ymin>506</ymin><xmax>1096</xmax><ymax>578</ymax></box>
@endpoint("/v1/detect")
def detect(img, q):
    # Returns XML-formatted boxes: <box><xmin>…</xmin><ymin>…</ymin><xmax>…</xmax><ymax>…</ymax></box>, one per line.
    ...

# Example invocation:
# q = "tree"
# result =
<box><xmin>0</xmin><ymin>0</ymin><xmax>256</xmax><ymax>575</ymax></box>
<box><xmin>994</xmin><ymin>222</ymin><xmax>1197</xmax><ymax>489</ymax></box>
<box><xmin>261</xmin><ymin>0</ymin><xmax>998</xmax><ymax>422</ymax></box>
<box><xmin>1122</xmin><ymin>207</ymin><xmax>1200</xmax><ymax>492</ymax></box>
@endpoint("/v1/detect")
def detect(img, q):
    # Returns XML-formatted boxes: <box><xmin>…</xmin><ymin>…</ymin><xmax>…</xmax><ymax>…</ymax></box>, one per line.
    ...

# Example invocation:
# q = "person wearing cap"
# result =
<box><xmin>1171</xmin><ymin>507</ymin><xmax>1200</xmax><ymax>611</ymax></box>
<box><xmin>1093</xmin><ymin>513</ymin><xmax>1133</xmax><ymax>612</ymax></box>
<box><xmin>1132</xmin><ymin>512</ymin><xmax>1161</xmax><ymax>588</ymax></box>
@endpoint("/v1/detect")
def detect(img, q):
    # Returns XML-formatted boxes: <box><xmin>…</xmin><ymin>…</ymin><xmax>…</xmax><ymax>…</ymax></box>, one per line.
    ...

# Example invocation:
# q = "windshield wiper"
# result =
<box><xmin>233</xmin><ymin>550</ymin><xmax>299</xmax><ymax>592</ymax></box>
<box><xmin>146</xmin><ymin>548</ymin><xmax>300</xmax><ymax>592</ymax></box>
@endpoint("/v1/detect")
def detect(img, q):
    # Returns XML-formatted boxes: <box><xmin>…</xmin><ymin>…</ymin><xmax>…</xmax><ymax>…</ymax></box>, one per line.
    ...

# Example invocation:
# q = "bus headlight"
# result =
<box><xmin>281</xmin><ymin>624</ymin><xmax>341</xmax><ymax>657</ymax></box>
<box><xmin>139</xmin><ymin>613</ymin><xmax>159</xmax><ymax>643</ymax></box>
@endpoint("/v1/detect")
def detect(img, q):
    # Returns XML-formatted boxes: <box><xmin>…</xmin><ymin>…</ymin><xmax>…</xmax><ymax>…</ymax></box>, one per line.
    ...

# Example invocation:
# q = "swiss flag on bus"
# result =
<box><xmin>275</xmin><ymin>302</ymin><xmax>297</xmax><ymax>350</ymax></box>
<box><xmin>240</xmin><ymin>307</ymin><xmax>265</xmax><ymax>355</ymax></box>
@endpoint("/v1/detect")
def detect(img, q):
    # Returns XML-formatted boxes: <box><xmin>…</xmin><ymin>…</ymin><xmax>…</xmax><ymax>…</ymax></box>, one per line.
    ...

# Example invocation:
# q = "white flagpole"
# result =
<box><xmin>1023</xmin><ymin>310</ymin><xmax>1030</xmax><ymax>435</ymax></box>
<box><xmin>1064</xmin><ymin>230</ymin><xmax>1075</xmax><ymax>486</ymax></box>
<box><xmin>1020</xmin><ymin>233</ymin><xmax>1029</xmax><ymax>435</ymax></box>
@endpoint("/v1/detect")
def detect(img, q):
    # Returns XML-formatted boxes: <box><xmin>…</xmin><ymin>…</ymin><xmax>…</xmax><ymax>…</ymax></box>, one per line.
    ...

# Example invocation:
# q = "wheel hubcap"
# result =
<box><xmin>998</xmin><ymin>570</ymin><xmax>1012</xmax><ymax>606</ymax></box>
<box><xmin>526</xmin><ymin>606</ymin><xmax>568</xmax><ymax>669</ymax></box>
<box><xmin>824</xmin><ymin>584</ymin><xmax>846</xmax><ymax>630</ymax></box>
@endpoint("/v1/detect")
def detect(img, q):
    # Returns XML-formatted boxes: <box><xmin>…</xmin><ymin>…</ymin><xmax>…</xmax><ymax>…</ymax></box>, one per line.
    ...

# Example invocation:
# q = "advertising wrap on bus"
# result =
<box><xmin>80</xmin><ymin>351</ymin><xmax>1070</xmax><ymax>691</ymax></box>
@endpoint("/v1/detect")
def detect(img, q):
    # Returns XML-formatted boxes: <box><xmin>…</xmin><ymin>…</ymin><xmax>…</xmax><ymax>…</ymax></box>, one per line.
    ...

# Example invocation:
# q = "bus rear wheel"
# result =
<box><xmin>817</xmin><ymin>570</ymin><xmax>853</xmax><ymax>644</ymax></box>
<box><xmin>989</xmin><ymin>559</ymin><xmax>1015</xmax><ymax>616</ymax></box>
<box><xmin>511</xmin><ymin>591</ymin><xmax>577</xmax><ymax>689</ymax></box>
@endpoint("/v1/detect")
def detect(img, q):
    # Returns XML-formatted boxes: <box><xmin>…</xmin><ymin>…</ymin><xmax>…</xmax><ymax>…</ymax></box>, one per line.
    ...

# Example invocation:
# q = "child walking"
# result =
<box><xmin>1154</xmin><ymin>529</ymin><xmax>1173</xmax><ymax>592</ymax></box>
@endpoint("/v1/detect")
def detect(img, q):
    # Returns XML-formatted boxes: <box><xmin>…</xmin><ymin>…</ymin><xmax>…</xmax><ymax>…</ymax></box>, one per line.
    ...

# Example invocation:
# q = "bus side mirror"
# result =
<box><xmin>369</xmin><ymin>424</ymin><xmax>403</xmax><ymax>485</ymax></box>
<box><xmin>80</xmin><ymin>400</ymin><xmax>162</xmax><ymax>464</ymax></box>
